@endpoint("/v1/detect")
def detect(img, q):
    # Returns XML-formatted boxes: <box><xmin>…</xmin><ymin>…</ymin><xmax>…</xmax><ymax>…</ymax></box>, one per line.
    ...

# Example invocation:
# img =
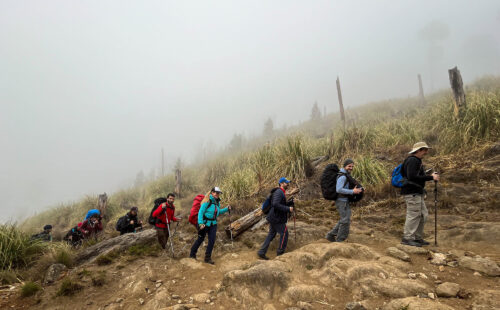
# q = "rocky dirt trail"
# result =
<box><xmin>2</xmin><ymin>150</ymin><xmax>499</xmax><ymax>310</ymax></box>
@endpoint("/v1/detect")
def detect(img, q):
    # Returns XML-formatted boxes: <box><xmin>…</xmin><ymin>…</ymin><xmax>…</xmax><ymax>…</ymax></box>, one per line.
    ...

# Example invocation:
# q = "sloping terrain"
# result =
<box><xmin>2</xmin><ymin>144</ymin><xmax>500</xmax><ymax>310</ymax></box>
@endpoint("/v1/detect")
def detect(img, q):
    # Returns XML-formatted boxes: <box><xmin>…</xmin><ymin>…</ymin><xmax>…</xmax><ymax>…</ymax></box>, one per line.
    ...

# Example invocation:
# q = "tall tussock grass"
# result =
<box><xmin>0</xmin><ymin>224</ymin><xmax>46</xmax><ymax>270</ymax></box>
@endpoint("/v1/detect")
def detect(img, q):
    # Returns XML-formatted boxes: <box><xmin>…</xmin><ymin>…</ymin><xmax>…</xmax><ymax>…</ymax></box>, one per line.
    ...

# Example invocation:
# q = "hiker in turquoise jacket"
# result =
<box><xmin>190</xmin><ymin>187</ymin><xmax>231</xmax><ymax>264</ymax></box>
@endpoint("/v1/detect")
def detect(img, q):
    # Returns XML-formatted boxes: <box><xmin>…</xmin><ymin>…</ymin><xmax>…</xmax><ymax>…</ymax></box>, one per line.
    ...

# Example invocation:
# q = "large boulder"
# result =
<box><xmin>458</xmin><ymin>256</ymin><xmax>500</xmax><ymax>276</ymax></box>
<box><xmin>43</xmin><ymin>263</ymin><xmax>67</xmax><ymax>285</ymax></box>
<box><xmin>386</xmin><ymin>247</ymin><xmax>411</xmax><ymax>262</ymax></box>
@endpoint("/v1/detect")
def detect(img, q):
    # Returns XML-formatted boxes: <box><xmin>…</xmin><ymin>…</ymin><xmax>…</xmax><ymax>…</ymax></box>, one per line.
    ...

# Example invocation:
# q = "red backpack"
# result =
<box><xmin>188</xmin><ymin>195</ymin><xmax>205</xmax><ymax>227</ymax></box>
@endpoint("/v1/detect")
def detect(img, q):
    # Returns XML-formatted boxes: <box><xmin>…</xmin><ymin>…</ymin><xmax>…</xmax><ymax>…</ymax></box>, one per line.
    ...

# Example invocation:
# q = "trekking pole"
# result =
<box><xmin>228</xmin><ymin>207</ymin><xmax>233</xmax><ymax>248</ymax></box>
<box><xmin>293</xmin><ymin>211</ymin><xmax>297</xmax><ymax>244</ymax></box>
<box><xmin>434</xmin><ymin>180</ymin><xmax>438</xmax><ymax>246</ymax></box>
<box><xmin>166</xmin><ymin>219</ymin><xmax>175</xmax><ymax>258</ymax></box>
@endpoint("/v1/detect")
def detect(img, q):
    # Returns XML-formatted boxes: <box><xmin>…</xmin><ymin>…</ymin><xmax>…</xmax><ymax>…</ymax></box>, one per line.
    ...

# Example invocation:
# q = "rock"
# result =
<box><xmin>418</xmin><ymin>273</ymin><xmax>428</xmax><ymax>279</ymax></box>
<box><xmin>43</xmin><ymin>263</ymin><xmax>67</xmax><ymax>285</ymax></box>
<box><xmin>379</xmin><ymin>272</ymin><xmax>387</xmax><ymax>279</ymax></box>
<box><xmin>172</xmin><ymin>295</ymin><xmax>180</xmax><ymax>299</ymax></box>
<box><xmin>458</xmin><ymin>256</ymin><xmax>500</xmax><ymax>276</ymax></box>
<box><xmin>396</xmin><ymin>244</ymin><xmax>429</xmax><ymax>255</ymax></box>
<box><xmin>446</xmin><ymin>261</ymin><xmax>458</xmax><ymax>267</ymax></box>
<box><xmin>473</xmin><ymin>271</ymin><xmax>481</xmax><ymax>276</ymax></box>
<box><xmin>386</xmin><ymin>247</ymin><xmax>411</xmax><ymax>262</ymax></box>
<box><xmin>138</xmin><ymin>298</ymin><xmax>145</xmax><ymax>305</ymax></box>
<box><xmin>345</xmin><ymin>301</ymin><xmax>366</xmax><ymax>310</ymax></box>
<box><xmin>439</xmin><ymin>266</ymin><xmax>445</xmax><ymax>272</ymax></box>
<box><xmin>155</xmin><ymin>283</ymin><xmax>162</xmax><ymax>288</ymax></box>
<box><xmin>436</xmin><ymin>282</ymin><xmax>460</xmax><ymax>297</ymax></box>
<box><xmin>382</xmin><ymin>297</ymin><xmax>456</xmax><ymax>309</ymax></box>
<box><xmin>428</xmin><ymin>292</ymin><xmax>435</xmax><ymax>299</ymax></box>
<box><xmin>408</xmin><ymin>273</ymin><xmax>417</xmax><ymax>279</ymax></box>
<box><xmin>192</xmin><ymin>293</ymin><xmax>210</xmax><ymax>303</ymax></box>
<box><xmin>430</xmin><ymin>252</ymin><xmax>448</xmax><ymax>266</ymax></box>
<box><xmin>115</xmin><ymin>298</ymin><xmax>124</xmax><ymax>303</ymax></box>
<box><xmin>296</xmin><ymin>301</ymin><xmax>313</xmax><ymax>310</ymax></box>
<box><xmin>471</xmin><ymin>289</ymin><xmax>500</xmax><ymax>309</ymax></box>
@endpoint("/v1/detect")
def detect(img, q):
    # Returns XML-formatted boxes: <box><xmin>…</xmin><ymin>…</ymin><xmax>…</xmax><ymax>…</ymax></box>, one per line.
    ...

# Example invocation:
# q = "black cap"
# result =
<box><xmin>44</xmin><ymin>225</ymin><xmax>52</xmax><ymax>230</ymax></box>
<box><xmin>130</xmin><ymin>206</ymin><xmax>138</xmax><ymax>212</ymax></box>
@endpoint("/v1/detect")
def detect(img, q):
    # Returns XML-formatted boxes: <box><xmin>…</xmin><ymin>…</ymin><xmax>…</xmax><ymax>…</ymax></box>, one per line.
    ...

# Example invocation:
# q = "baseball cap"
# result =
<box><xmin>279</xmin><ymin>177</ymin><xmax>291</xmax><ymax>184</ymax></box>
<box><xmin>211</xmin><ymin>186</ymin><xmax>223</xmax><ymax>194</ymax></box>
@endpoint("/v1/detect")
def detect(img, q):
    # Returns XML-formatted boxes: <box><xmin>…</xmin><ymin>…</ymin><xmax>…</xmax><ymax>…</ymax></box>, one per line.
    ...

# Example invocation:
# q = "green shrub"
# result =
<box><xmin>128</xmin><ymin>244</ymin><xmax>161</xmax><ymax>257</ymax></box>
<box><xmin>351</xmin><ymin>156</ymin><xmax>388</xmax><ymax>187</ymax></box>
<box><xmin>91</xmin><ymin>271</ymin><xmax>106</xmax><ymax>286</ymax></box>
<box><xmin>96</xmin><ymin>250</ymin><xmax>120</xmax><ymax>266</ymax></box>
<box><xmin>21</xmin><ymin>281</ymin><xmax>41</xmax><ymax>297</ymax></box>
<box><xmin>56</xmin><ymin>278</ymin><xmax>83</xmax><ymax>296</ymax></box>
<box><xmin>0</xmin><ymin>224</ymin><xmax>47</xmax><ymax>270</ymax></box>
<box><xmin>51</xmin><ymin>243</ymin><xmax>74</xmax><ymax>267</ymax></box>
<box><xmin>0</xmin><ymin>270</ymin><xmax>18</xmax><ymax>285</ymax></box>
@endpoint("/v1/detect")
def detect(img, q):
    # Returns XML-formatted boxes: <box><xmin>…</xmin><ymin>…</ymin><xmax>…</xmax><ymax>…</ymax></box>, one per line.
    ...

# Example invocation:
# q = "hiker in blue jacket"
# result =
<box><xmin>257</xmin><ymin>177</ymin><xmax>294</xmax><ymax>260</ymax></box>
<box><xmin>325</xmin><ymin>159</ymin><xmax>363</xmax><ymax>242</ymax></box>
<box><xmin>190</xmin><ymin>187</ymin><xmax>231</xmax><ymax>264</ymax></box>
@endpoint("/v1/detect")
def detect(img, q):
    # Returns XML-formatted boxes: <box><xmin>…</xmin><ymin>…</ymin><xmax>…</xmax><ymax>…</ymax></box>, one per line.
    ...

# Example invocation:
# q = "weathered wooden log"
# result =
<box><xmin>448</xmin><ymin>66</ymin><xmax>466</xmax><ymax>118</ymax></box>
<box><xmin>225</xmin><ymin>188</ymin><xmax>299</xmax><ymax>238</ymax></box>
<box><xmin>76</xmin><ymin>228</ymin><xmax>156</xmax><ymax>265</ymax></box>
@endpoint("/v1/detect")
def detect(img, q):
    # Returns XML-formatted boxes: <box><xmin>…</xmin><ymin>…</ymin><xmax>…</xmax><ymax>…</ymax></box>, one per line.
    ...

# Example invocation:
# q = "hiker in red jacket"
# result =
<box><xmin>78</xmin><ymin>214</ymin><xmax>103</xmax><ymax>239</ymax></box>
<box><xmin>152</xmin><ymin>193</ymin><xmax>181</xmax><ymax>249</ymax></box>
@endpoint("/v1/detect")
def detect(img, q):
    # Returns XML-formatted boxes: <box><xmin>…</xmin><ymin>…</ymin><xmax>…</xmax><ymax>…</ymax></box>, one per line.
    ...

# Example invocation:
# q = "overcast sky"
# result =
<box><xmin>1</xmin><ymin>1</ymin><xmax>499</xmax><ymax>223</ymax></box>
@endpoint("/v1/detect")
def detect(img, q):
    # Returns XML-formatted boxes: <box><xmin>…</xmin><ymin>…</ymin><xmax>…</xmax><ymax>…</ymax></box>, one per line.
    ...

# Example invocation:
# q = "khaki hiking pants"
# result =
<box><xmin>403</xmin><ymin>194</ymin><xmax>428</xmax><ymax>241</ymax></box>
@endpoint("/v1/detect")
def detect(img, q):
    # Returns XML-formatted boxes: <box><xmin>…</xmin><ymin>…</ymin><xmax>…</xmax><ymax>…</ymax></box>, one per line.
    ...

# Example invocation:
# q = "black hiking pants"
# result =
<box><xmin>258</xmin><ymin>222</ymin><xmax>288</xmax><ymax>256</ymax></box>
<box><xmin>190</xmin><ymin>224</ymin><xmax>217</xmax><ymax>259</ymax></box>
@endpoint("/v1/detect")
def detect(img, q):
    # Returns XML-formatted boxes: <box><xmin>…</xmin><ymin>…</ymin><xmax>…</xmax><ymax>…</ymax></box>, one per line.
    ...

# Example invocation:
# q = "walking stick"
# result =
<box><xmin>228</xmin><ymin>207</ymin><xmax>233</xmax><ymax>248</ymax></box>
<box><xmin>434</xmin><ymin>180</ymin><xmax>438</xmax><ymax>246</ymax></box>
<box><xmin>293</xmin><ymin>211</ymin><xmax>297</xmax><ymax>244</ymax></box>
<box><xmin>166</xmin><ymin>219</ymin><xmax>175</xmax><ymax>258</ymax></box>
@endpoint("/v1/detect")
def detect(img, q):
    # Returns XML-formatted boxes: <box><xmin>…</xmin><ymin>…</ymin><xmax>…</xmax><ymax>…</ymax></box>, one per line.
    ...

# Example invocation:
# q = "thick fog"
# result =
<box><xmin>1</xmin><ymin>1</ymin><xmax>499</xmax><ymax>223</ymax></box>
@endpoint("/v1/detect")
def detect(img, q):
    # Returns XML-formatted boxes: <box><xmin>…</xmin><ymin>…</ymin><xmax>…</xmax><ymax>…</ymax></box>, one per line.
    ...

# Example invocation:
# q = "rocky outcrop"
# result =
<box><xmin>43</xmin><ymin>263</ymin><xmax>67</xmax><ymax>285</ymax></box>
<box><xmin>436</xmin><ymin>282</ymin><xmax>460</xmax><ymax>297</ymax></box>
<box><xmin>458</xmin><ymin>255</ymin><xmax>500</xmax><ymax>276</ymax></box>
<box><xmin>382</xmin><ymin>297</ymin><xmax>456</xmax><ymax>310</ymax></box>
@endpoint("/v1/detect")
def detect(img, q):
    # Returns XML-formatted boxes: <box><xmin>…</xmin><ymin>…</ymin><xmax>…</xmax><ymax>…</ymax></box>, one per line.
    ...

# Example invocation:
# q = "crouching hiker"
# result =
<box><xmin>257</xmin><ymin>177</ymin><xmax>294</xmax><ymax>260</ymax></box>
<box><xmin>64</xmin><ymin>223</ymin><xmax>83</xmax><ymax>247</ymax></box>
<box><xmin>116</xmin><ymin>206</ymin><xmax>143</xmax><ymax>235</ymax></box>
<box><xmin>190</xmin><ymin>187</ymin><xmax>231</xmax><ymax>265</ymax></box>
<box><xmin>31</xmin><ymin>225</ymin><xmax>53</xmax><ymax>242</ymax></box>
<box><xmin>401</xmin><ymin>142</ymin><xmax>439</xmax><ymax>247</ymax></box>
<box><xmin>78</xmin><ymin>214</ymin><xmax>103</xmax><ymax>239</ymax></box>
<box><xmin>152</xmin><ymin>193</ymin><xmax>181</xmax><ymax>250</ymax></box>
<box><xmin>325</xmin><ymin>159</ymin><xmax>363</xmax><ymax>243</ymax></box>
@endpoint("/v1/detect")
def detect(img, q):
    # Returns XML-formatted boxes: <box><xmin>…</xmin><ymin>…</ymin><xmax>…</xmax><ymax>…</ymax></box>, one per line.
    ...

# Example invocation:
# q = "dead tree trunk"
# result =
<box><xmin>448</xmin><ymin>66</ymin><xmax>466</xmax><ymax>118</ymax></box>
<box><xmin>418</xmin><ymin>74</ymin><xmax>426</xmax><ymax>105</ymax></box>
<box><xmin>225</xmin><ymin>188</ymin><xmax>299</xmax><ymax>238</ymax></box>
<box><xmin>175</xmin><ymin>169</ymin><xmax>182</xmax><ymax>198</ymax></box>
<box><xmin>336</xmin><ymin>76</ymin><xmax>346</xmax><ymax>130</ymax></box>
<box><xmin>97</xmin><ymin>193</ymin><xmax>108</xmax><ymax>217</ymax></box>
<box><xmin>161</xmin><ymin>148</ymin><xmax>165</xmax><ymax>177</ymax></box>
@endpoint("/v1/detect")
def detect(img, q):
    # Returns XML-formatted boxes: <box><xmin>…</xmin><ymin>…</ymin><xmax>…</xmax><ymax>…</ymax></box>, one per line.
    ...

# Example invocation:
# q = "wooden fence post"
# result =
<box><xmin>448</xmin><ymin>66</ymin><xmax>466</xmax><ymax>118</ymax></box>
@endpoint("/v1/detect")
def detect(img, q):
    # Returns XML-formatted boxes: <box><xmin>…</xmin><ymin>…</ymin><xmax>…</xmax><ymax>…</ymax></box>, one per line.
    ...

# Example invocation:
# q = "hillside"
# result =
<box><xmin>1</xmin><ymin>76</ymin><xmax>499</xmax><ymax>309</ymax></box>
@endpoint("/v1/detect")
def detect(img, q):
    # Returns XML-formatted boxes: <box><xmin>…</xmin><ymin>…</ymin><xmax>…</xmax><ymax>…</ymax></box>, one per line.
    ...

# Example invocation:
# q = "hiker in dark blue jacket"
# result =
<box><xmin>257</xmin><ymin>177</ymin><xmax>294</xmax><ymax>260</ymax></box>
<box><xmin>325</xmin><ymin>159</ymin><xmax>363</xmax><ymax>242</ymax></box>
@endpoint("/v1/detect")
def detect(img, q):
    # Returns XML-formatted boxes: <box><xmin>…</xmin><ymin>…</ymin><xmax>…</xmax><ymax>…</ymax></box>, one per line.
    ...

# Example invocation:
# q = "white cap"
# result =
<box><xmin>212</xmin><ymin>186</ymin><xmax>223</xmax><ymax>194</ymax></box>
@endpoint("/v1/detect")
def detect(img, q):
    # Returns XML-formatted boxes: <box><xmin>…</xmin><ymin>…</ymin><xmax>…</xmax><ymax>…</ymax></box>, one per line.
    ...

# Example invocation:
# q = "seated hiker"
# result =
<box><xmin>31</xmin><ymin>224</ymin><xmax>53</xmax><ymax>242</ymax></box>
<box><xmin>190</xmin><ymin>187</ymin><xmax>231</xmax><ymax>265</ymax></box>
<box><xmin>152</xmin><ymin>193</ymin><xmax>181</xmax><ymax>249</ymax></box>
<box><xmin>78</xmin><ymin>213</ymin><xmax>103</xmax><ymax>239</ymax></box>
<box><xmin>63</xmin><ymin>222</ymin><xmax>84</xmax><ymax>247</ymax></box>
<box><xmin>116</xmin><ymin>206</ymin><xmax>143</xmax><ymax>235</ymax></box>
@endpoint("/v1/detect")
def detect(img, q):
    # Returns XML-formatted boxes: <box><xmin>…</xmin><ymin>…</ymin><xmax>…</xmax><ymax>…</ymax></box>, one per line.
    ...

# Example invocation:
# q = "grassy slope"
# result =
<box><xmin>19</xmin><ymin>76</ymin><xmax>500</xmax><ymax>239</ymax></box>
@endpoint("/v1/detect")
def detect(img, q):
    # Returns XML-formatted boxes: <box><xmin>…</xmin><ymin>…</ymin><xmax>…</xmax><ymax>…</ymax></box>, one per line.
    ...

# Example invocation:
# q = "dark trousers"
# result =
<box><xmin>190</xmin><ymin>224</ymin><xmax>217</xmax><ymax>259</ymax></box>
<box><xmin>258</xmin><ymin>222</ymin><xmax>288</xmax><ymax>256</ymax></box>
<box><xmin>156</xmin><ymin>227</ymin><xmax>170</xmax><ymax>249</ymax></box>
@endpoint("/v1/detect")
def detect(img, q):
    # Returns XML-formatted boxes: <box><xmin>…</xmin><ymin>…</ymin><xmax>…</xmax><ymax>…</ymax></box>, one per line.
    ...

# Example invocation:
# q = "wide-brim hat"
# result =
<box><xmin>409</xmin><ymin>142</ymin><xmax>432</xmax><ymax>154</ymax></box>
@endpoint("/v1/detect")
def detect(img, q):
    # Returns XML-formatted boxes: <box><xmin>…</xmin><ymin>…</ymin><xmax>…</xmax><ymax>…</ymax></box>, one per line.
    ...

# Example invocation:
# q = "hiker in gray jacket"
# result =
<box><xmin>325</xmin><ymin>159</ymin><xmax>363</xmax><ymax>242</ymax></box>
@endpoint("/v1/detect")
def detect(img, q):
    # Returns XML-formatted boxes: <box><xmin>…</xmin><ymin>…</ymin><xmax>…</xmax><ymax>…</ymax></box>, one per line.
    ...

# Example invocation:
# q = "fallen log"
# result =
<box><xmin>225</xmin><ymin>188</ymin><xmax>299</xmax><ymax>238</ymax></box>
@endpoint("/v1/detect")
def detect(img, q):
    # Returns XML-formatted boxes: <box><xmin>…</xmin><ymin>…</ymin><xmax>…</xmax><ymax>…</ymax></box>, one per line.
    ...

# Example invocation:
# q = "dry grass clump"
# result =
<box><xmin>0</xmin><ymin>224</ymin><xmax>47</xmax><ymax>271</ymax></box>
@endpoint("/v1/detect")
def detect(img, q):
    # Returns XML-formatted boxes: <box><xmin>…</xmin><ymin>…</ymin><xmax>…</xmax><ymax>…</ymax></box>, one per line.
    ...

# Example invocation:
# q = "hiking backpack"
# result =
<box><xmin>320</xmin><ymin>164</ymin><xmax>341</xmax><ymax>200</ymax></box>
<box><xmin>148</xmin><ymin>197</ymin><xmax>167</xmax><ymax>226</ymax></box>
<box><xmin>391</xmin><ymin>163</ymin><xmax>405</xmax><ymax>188</ymax></box>
<box><xmin>261</xmin><ymin>188</ymin><xmax>279</xmax><ymax>214</ymax></box>
<box><xmin>85</xmin><ymin>209</ymin><xmax>100</xmax><ymax>220</ymax></box>
<box><xmin>115</xmin><ymin>215</ymin><xmax>127</xmax><ymax>231</ymax></box>
<box><xmin>189</xmin><ymin>194</ymin><xmax>206</xmax><ymax>227</ymax></box>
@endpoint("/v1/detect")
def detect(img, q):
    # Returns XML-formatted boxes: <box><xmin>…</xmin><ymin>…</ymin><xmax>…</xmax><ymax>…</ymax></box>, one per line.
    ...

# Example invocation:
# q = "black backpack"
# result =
<box><xmin>320</xmin><ymin>164</ymin><xmax>341</xmax><ymax>200</ymax></box>
<box><xmin>148</xmin><ymin>197</ymin><xmax>167</xmax><ymax>226</ymax></box>
<box><xmin>115</xmin><ymin>215</ymin><xmax>127</xmax><ymax>231</ymax></box>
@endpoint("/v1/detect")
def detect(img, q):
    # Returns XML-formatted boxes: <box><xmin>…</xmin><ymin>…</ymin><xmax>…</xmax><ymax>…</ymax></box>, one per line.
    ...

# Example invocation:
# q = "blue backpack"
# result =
<box><xmin>391</xmin><ymin>164</ymin><xmax>404</xmax><ymax>188</ymax></box>
<box><xmin>85</xmin><ymin>209</ymin><xmax>100</xmax><ymax>220</ymax></box>
<box><xmin>261</xmin><ymin>188</ymin><xmax>279</xmax><ymax>214</ymax></box>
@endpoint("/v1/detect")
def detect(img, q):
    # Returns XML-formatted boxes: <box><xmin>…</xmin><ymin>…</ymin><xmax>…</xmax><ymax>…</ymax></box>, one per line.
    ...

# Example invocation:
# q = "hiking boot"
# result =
<box><xmin>204</xmin><ymin>258</ymin><xmax>215</xmax><ymax>265</ymax></box>
<box><xmin>325</xmin><ymin>234</ymin><xmax>336</xmax><ymax>242</ymax></box>
<box><xmin>401</xmin><ymin>238</ymin><xmax>422</xmax><ymax>247</ymax></box>
<box><xmin>416</xmin><ymin>239</ymin><xmax>430</xmax><ymax>246</ymax></box>
<box><xmin>257</xmin><ymin>253</ymin><xmax>269</xmax><ymax>260</ymax></box>
<box><xmin>189</xmin><ymin>255</ymin><xmax>197</xmax><ymax>260</ymax></box>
